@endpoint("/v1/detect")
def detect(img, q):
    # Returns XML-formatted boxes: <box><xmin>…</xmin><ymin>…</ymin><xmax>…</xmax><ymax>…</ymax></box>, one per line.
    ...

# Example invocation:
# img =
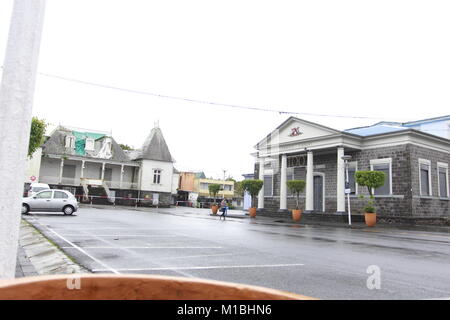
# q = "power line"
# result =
<box><xmin>35</xmin><ymin>70</ymin><xmax>408</xmax><ymax>121</ymax></box>
<box><xmin>0</xmin><ymin>66</ymin><xmax>436</xmax><ymax>122</ymax></box>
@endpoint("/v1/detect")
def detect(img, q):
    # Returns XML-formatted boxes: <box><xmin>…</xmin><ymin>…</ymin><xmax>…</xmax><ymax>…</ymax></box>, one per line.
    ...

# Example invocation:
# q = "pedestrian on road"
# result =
<box><xmin>219</xmin><ymin>198</ymin><xmax>228</xmax><ymax>220</ymax></box>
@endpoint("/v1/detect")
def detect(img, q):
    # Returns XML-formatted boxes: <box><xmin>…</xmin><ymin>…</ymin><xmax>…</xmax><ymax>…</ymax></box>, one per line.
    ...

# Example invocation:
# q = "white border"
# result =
<box><xmin>437</xmin><ymin>162</ymin><xmax>449</xmax><ymax>198</ymax></box>
<box><xmin>370</xmin><ymin>158</ymin><xmax>392</xmax><ymax>195</ymax></box>
<box><xmin>418</xmin><ymin>158</ymin><xmax>432</xmax><ymax>196</ymax></box>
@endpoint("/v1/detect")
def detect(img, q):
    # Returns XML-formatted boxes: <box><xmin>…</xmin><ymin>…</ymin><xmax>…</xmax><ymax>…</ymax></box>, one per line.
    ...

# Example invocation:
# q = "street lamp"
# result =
<box><xmin>341</xmin><ymin>155</ymin><xmax>352</xmax><ymax>226</ymax></box>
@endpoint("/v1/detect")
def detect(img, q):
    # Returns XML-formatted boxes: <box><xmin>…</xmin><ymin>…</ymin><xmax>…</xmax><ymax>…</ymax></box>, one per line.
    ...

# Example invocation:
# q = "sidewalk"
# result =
<box><xmin>15</xmin><ymin>219</ymin><xmax>89</xmax><ymax>278</ymax></box>
<box><xmin>81</xmin><ymin>204</ymin><xmax>450</xmax><ymax>233</ymax></box>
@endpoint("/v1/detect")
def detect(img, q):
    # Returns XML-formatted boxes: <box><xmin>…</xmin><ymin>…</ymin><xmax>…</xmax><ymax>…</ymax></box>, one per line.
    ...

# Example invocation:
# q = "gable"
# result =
<box><xmin>256</xmin><ymin>117</ymin><xmax>341</xmax><ymax>149</ymax></box>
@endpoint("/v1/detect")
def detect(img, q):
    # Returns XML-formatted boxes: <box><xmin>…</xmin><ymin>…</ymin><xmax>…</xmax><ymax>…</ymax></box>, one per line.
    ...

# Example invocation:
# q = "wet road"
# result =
<box><xmin>23</xmin><ymin>206</ymin><xmax>450</xmax><ymax>300</ymax></box>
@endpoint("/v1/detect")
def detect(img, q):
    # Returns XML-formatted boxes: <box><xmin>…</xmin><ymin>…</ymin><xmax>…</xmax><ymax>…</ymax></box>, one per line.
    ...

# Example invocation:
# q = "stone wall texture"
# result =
<box><xmin>255</xmin><ymin>144</ymin><xmax>450</xmax><ymax>222</ymax></box>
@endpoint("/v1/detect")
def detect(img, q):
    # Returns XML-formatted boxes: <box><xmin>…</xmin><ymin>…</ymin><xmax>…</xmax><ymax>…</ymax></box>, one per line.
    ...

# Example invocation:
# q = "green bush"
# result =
<box><xmin>208</xmin><ymin>184</ymin><xmax>221</xmax><ymax>205</ymax></box>
<box><xmin>241</xmin><ymin>179</ymin><xmax>264</xmax><ymax>208</ymax></box>
<box><xmin>287</xmin><ymin>180</ymin><xmax>306</xmax><ymax>210</ymax></box>
<box><xmin>355</xmin><ymin>171</ymin><xmax>385</xmax><ymax>213</ymax></box>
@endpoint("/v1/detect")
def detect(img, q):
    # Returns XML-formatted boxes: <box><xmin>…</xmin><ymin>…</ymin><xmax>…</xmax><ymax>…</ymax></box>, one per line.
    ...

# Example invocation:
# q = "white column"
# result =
<box><xmin>81</xmin><ymin>160</ymin><xmax>85</xmax><ymax>179</ymax></box>
<box><xmin>279</xmin><ymin>154</ymin><xmax>287</xmax><ymax>211</ymax></box>
<box><xmin>101</xmin><ymin>162</ymin><xmax>105</xmax><ymax>180</ymax></box>
<box><xmin>0</xmin><ymin>0</ymin><xmax>46</xmax><ymax>279</ymax></box>
<box><xmin>257</xmin><ymin>158</ymin><xmax>265</xmax><ymax>209</ymax></box>
<box><xmin>59</xmin><ymin>158</ymin><xmax>64</xmax><ymax>184</ymax></box>
<box><xmin>119</xmin><ymin>164</ymin><xmax>124</xmax><ymax>189</ymax></box>
<box><xmin>337</xmin><ymin>147</ymin><xmax>346</xmax><ymax>213</ymax></box>
<box><xmin>305</xmin><ymin>151</ymin><xmax>314</xmax><ymax>212</ymax></box>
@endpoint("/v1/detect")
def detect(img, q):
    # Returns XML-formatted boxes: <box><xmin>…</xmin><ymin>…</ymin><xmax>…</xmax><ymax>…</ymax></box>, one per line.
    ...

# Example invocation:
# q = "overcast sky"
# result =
<box><xmin>1</xmin><ymin>0</ymin><xmax>449</xmax><ymax>180</ymax></box>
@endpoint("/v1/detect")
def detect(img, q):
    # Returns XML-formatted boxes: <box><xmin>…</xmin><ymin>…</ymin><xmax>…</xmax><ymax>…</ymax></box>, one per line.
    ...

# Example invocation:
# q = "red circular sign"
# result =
<box><xmin>30</xmin><ymin>176</ymin><xmax>36</xmax><ymax>182</ymax></box>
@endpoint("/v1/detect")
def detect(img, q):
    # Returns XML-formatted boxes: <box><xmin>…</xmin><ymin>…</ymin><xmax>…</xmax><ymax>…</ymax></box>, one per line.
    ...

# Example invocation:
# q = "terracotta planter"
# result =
<box><xmin>0</xmin><ymin>274</ymin><xmax>316</xmax><ymax>300</ymax></box>
<box><xmin>211</xmin><ymin>205</ymin><xmax>218</xmax><ymax>215</ymax></box>
<box><xmin>292</xmin><ymin>209</ymin><xmax>302</xmax><ymax>222</ymax></box>
<box><xmin>364</xmin><ymin>213</ymin><xmax>377</xmax><ymax>227</ymax></box>
<box><xmin>249</xmin><ymin>207</ymin><xmax>257</xmax><ymax>218</ymax></box>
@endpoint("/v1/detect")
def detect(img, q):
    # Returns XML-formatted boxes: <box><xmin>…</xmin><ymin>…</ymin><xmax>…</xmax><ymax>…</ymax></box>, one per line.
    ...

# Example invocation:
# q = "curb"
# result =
<box><xmin>17</xmin><ymin>219</ymin><xmax>89</xmax><ymax>277</ymax></box>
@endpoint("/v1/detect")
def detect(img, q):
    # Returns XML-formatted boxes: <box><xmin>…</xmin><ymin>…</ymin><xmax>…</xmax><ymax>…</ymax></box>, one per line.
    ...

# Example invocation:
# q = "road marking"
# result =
<box><xmin>156</xmin><ymin>253</ymin><xmax>234</xmax><ymax>260</ymax></box>
<box><xmin>59</xmin><ymin>234</ymin><xmax>179</xmax><ymax>237</ymax></box>
<box><xmin>61</xmin><ymin>246</ymin><xmax>223</xmax><ymax>249</ymax></box>
<box><xmin>36</xmin><ymin>222</ymin><xmax>120</xmax><ymax>274</ymax></box>
<box><xmin>92</xmin><ymin>263</ymin><xmax>305</xmax><ymax>272</ymax></box>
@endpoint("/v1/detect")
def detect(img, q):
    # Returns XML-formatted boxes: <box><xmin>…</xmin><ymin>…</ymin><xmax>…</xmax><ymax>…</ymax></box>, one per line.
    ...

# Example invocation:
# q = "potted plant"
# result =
<box><xmin>287</xmin><ymin>180</ymin><xmax>306</xmax><ymax>222</ymax></box>
<box><xmin>208</xmin><ymin>184</ymin><xmax>221</xmax><ymax>214</ymax></box>
<box><xmin>241</xmin><ymin>179</ymin><xmax>264</xmax><ymax>218</ymax></box>
<box><xmin>355</xmin><ymin>171</ymin><xmax>385</xmax><ymax>227</ymax></box>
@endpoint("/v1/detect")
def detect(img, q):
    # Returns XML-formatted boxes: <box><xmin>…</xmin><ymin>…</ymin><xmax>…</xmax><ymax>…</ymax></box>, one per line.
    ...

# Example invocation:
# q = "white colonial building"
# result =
<box><xmin>25</xmin><ymin>124</ymin><xmax>179</xmax><ymax>206</ymax></box>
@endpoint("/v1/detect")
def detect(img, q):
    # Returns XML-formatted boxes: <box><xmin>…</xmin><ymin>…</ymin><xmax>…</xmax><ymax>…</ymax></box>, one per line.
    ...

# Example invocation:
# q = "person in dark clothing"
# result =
<box><xmin>219</xmin><ymin>198</ymin><xmax>228</xmax><ymax>220</ymax></box>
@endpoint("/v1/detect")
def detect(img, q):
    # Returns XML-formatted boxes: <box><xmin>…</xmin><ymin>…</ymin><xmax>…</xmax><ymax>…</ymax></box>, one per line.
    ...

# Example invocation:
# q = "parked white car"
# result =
<box><xmin>22</xmin><ymin>189</ymin><xmax>79</xmax><ymax>215</ymax></box>
<box><xmin>26</xmin><ymin>182</ymin><xmax>50</xmax><ymax>197</ymax></box>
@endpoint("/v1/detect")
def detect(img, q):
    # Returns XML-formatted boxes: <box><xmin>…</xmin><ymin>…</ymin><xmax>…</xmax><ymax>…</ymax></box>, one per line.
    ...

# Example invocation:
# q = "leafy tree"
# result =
<box><xmin>234</xmin><ymin>180</ymin><xmax>245</xmax><ymax>197</ymax></box>
<box><xmin>241</xmin><ymin>179</ymin><xmax>264</xmax><ymax>208</ymax></box>
<box><xmin>208</xmin><ymin>184</ymin><xmax>221</xmax><ymax>205</ymax></box>
<box><xmin>119</xmin><ymin>143</ymin><xmax>134</xmax><ymax>151</ymax></box>
<box><xmin>28</xmin><ymin>117</ymin><xmax>47</xmax><ymax>158</ymax></box>
<box><xmin>355</xmin><ymin>171</ymin><xmax>385</xmax><ymax>213</ymax></box>
<box><xmin>287</xmin><ymin>180</ymin><xmax>306</xmax><ymax>210</ymax></box>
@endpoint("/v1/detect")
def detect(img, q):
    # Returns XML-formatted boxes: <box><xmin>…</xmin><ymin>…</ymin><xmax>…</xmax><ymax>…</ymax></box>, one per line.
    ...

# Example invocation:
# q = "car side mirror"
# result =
<box><xmin>33</xmin><ymin>196</ymin><xmax>37</xmax><ymax>199</ymax></box>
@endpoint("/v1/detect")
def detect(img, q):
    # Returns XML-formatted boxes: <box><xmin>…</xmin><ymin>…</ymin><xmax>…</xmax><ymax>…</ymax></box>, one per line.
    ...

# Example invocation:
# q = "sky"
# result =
<box><xmin>1</xmin><ymin>0</ymin><xmax>449</xmax><ymax>180</ymax></box>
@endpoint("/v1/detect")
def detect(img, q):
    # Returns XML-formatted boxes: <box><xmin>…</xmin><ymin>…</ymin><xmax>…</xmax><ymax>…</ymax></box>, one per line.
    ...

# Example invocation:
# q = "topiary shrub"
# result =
<box><xmin>355</xmin><ymin>171</ymin><xmax>385</xmax><ymax>213</ymax></box>
<box><xmin>286</xmin><ymin>180</ymin><xmax>306</xmax><ymax>210</ymax></box>
<box><xmin>240</xmin><ymin>179</ymin><xmax>264</xmax><ymax>208</ymax></box>
<box><xmin>208</xmin><ymin>184</ymin><xmax>221</xmax><ymax>206</ymax></box>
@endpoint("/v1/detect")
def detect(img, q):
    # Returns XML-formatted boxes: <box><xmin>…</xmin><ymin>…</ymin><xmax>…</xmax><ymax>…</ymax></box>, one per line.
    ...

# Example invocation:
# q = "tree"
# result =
<box><xmin>355</xmin><ymin>171</ymin><xmax>385</xmax><ymax>213</ymax></box>
<box><xmin>287</xmin><ymin>180</ymin><xmax>306</xmax><ymax>210</ymax></box>
<box><xmin>119</xmin><ymin>143</ymin><xmax>134</xmax><ymax>151</ymax></box>
<box><xmin>208</xmin><ymin>184</ymin><xmax>221</xmax><ymax>205</ymax></box>
<box><xmin>241</xmin><ymin>179</ymin><xmax>264</xmax><ymax>208</ymax></box>
<box><xmin>28</xmin><ymin>117</ymin><xmax>47</xmax><ymax>158</ymax></box>
<box><xmin>234</xmin><ymin>180</ymin><xmax>245</xmax><ymax>197</ymax></box>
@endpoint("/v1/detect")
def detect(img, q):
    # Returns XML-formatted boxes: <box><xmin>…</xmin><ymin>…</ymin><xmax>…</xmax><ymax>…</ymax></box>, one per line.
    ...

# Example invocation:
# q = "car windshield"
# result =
<box><xmin>32</xmin><ymin>187</ymin><xmax>48</xmax><ymax>193</ymax></box>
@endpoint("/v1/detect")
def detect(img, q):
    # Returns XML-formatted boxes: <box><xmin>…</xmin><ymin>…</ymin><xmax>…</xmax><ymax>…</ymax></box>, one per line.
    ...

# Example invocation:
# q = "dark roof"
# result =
<box><xmin>135</xmin><ymin>127</ymin><xmax>173</xmax><ymax>162</ymax></box>
<box><xmin>41</xmin><ymin>127</ymin><xmax>130</xmax><ymax>162</ymax></box>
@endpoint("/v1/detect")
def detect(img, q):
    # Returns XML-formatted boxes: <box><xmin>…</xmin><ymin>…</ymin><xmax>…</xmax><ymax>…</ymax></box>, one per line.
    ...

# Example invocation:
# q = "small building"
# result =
<box><xmin>253</xmin><ymin>115</ymin><xmax>450</xmax><ymax>224</ymax></box>
<box><xmin>25</xmin><ymin>124</ymin><xmax>178</xmax><ymax>207</ymax></box>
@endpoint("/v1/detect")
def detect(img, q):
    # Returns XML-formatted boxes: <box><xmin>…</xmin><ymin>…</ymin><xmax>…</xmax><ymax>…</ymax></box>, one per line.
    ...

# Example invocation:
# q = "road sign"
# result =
<box><xmin>30</xmin><ymin>176</ymin><xmax>36</xmax><ymax>182</ymax></box>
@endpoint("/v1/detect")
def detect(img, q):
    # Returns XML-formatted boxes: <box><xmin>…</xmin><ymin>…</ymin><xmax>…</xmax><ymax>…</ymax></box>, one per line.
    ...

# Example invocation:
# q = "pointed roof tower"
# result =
<box><xmin>136</xmin><ymin>123</ymin><xmax>174</xmax><ymax>162</ymax></box>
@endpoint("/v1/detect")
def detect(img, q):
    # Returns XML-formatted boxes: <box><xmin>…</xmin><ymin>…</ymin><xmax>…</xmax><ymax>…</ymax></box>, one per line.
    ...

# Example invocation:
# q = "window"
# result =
<box><xmin>370</xmin><ymin>158</ymin><xmax>392</xmax><ymax>195</ymax></box>
<box><xmin>287</xmin><ymin>155</ymin><xmax>307</xmax><ymax>168</ymax></box>
<box><xmin>85</xmin><ymin>138</ymin><xmax>95</xmax><ymax>151</ymax></box>
<box><xmin>65</xmin><ymin>135</ymin><xmax>75</xmax><ymax>149</ymax></box>
<box><xmin>54</xmin><ymin>191</ymin><xmax>69</xmax><ymax>199</ymax></box>
<box><xmin>153</xmin><ymin>169</ymin><xmax>161</xmax><ymax>184</ymax></box>
<box><xmin>438</xmin><ymin>162</ymin><xmax>449</xmax><ymax>198</ymax></box>
<box><xmin>223</xmin><ymin>185</ymin><xmax>232</xmax><ymax>191</ymax></box>
<box><xmin>35</xmin><ymin>191</ymin><xmax>52</xmax><ymax>199</ymax></box>
<box><xmin>200</xmin><ymin>183</ymin><xmax>209</xmax><ymax>190</ymax></box>
<box><xmin>263</xmin><ymin>175</ymin><xmax>273</xmax><ymax>197</ymax></box>
<box><xmin>419</xmin><ymin>159</ymin><xmax>432</xmax><ymax>196</ymax></box>
<box><xmin>347</xmin><ymin>162</ymin><xmax>357</xmax><ymax>195</ymax></box>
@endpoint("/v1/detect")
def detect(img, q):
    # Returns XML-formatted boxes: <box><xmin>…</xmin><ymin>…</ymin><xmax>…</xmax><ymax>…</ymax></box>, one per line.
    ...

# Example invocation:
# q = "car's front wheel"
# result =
<box><xmin>21</xmin><ymin>204</ymin><xmax>30</xmax><ymax>214</ymax></box>
<box><xmin>63</xmin><ymin>205</ymin><xmax>74</xmax><ymax>215</ymax></box>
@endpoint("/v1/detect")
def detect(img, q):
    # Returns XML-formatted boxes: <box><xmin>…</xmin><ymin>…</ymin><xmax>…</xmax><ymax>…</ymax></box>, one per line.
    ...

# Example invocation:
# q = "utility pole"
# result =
<box><xmin>0</xmin><ymin>0</ymin><xmax>46</xmax><ymax>279</ymax></box>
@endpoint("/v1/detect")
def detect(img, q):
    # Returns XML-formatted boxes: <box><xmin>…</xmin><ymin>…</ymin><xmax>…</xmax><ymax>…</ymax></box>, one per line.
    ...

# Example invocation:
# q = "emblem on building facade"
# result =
<box><xmin>289</xmin><ymin>127</ymin><xmax>302</xmax><ymax>137</ymax></box>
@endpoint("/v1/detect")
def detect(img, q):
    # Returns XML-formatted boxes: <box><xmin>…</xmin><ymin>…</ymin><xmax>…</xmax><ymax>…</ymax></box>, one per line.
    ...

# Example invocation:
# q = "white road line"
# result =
<box><xmin>61</xmin><ymin>246</ymin><xmax>223</xmax><ymax>249</ymax></box>
<box><xmin>58</xmin><ymin>234</ymin><xmax>179</xmax><ymax>237</ymax></box>
<box><xmin>92</xmin><ymin>263</ymin><xmax>304</xmax><ymax>272</ymax></box>
<box><xmin>36</xmin><ymin>222</ymin><xmax>120</xmax><ymax>274</ymax></box>
<box><xmin>156</xmin><ymin>253</ymin><xmax>234</xmax><ymax>260</ymax></box>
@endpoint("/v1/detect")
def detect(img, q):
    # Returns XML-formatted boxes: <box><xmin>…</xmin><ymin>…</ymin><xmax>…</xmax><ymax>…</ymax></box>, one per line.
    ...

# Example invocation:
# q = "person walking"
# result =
<box><xmin>219</xmin><ymin>198</ymin><xmax>228</xmax><ymax>220</ymax></box>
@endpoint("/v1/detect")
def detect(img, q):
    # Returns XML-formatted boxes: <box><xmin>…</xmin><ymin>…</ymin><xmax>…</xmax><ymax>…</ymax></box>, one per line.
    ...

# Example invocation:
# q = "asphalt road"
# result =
<box><xmin>22</xmin><ymin>206</ymin><xmax>450</xmax><ymax>300</ymax></box>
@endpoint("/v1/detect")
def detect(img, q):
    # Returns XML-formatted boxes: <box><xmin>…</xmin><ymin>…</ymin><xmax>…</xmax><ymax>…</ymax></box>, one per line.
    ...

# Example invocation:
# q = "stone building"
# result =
<box><xmin>253</xmin><ymin>116</ymin><xmax>450</xmax><ymax>224</ymax></box>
